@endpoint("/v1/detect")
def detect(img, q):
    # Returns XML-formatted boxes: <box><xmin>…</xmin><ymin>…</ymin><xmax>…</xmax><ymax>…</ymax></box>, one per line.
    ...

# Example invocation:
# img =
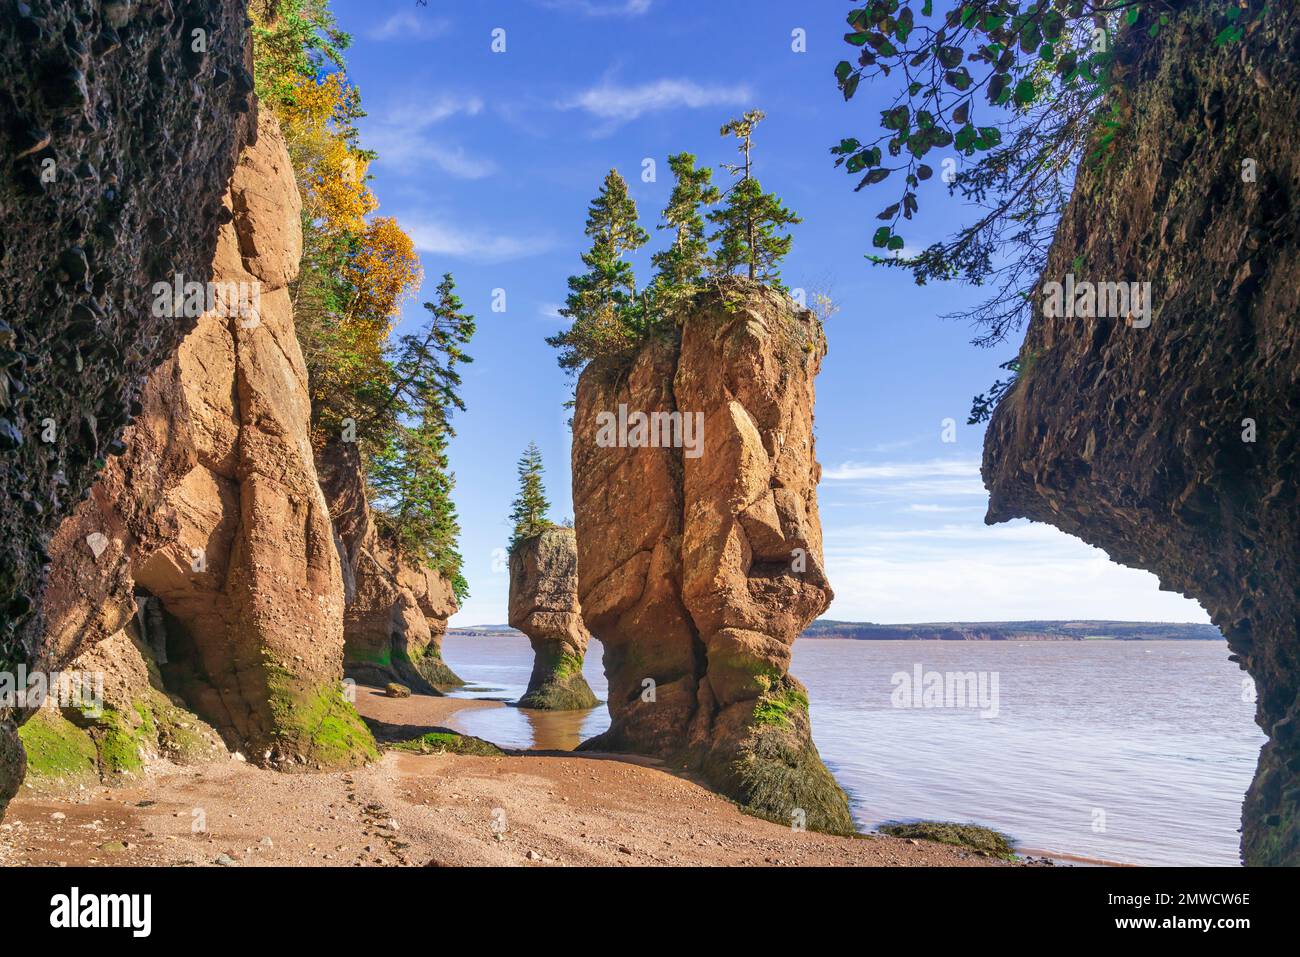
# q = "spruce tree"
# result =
<box><xmin>368</xmin><ymin>273</ymin><xmax>475</xmax><ymax>601</ymax></box>
<box><xmin>509</xmin><ymin>442</ymin><xmax>552</xmax><ymax>551</ymax></box>
<box><xmin>651</xmin><ymin>152</ymin><xmax>720</xmax><ymax>293</ymax></box>
<box><xmin>546</xmin><ymin>170</ymin><xmax>649</xmax><ymax>370</ymax></box>
<box><xmin>709</xmin><ymin>110</ymin><xmax>801</xmax><ymax>287</ymax></box>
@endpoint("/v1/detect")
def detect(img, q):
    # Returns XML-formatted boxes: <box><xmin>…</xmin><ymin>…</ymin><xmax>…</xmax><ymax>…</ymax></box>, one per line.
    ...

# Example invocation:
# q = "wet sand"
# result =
<box><xmin>0</xmin><ymin>686</ymin><xmax>1015</xmax><ymax>867</ymax></box>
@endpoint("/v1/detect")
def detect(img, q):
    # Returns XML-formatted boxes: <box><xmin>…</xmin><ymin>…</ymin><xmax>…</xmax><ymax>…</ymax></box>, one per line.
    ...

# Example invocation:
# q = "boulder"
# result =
<box><xmin>508</xmin><ymin>527</ymin><xmax>599</xmax><ymax>710</ymax></box>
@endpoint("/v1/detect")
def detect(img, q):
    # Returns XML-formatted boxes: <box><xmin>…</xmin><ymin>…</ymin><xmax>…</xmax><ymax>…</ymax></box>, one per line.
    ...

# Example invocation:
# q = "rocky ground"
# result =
<box><xmin>0</xmin><ymin>686</ymin><xmax>1011</xmax><ymax>867</ymax></box>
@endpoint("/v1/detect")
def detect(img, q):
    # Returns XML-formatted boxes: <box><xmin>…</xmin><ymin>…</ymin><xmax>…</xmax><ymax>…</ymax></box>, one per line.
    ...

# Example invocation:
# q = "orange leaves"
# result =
<box><xmin>344</xmin><ymin>217</ymin><xmax>422</xmax><ymax>330</ymax></box>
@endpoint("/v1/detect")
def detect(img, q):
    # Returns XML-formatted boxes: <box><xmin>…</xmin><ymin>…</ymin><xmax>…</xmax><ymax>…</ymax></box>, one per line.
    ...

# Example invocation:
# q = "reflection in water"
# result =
<box><xmin>439</xmin><ymin>635</ymin><xmax>610</xmax><ymax>752</ymax></box>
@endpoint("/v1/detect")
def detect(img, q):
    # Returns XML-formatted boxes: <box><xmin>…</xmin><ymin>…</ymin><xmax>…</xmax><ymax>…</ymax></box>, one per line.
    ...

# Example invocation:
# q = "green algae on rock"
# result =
<box><xmin>879</xmin><ymin>822</ymin><xmax>1017</xmax><ymax>860</ymax></box>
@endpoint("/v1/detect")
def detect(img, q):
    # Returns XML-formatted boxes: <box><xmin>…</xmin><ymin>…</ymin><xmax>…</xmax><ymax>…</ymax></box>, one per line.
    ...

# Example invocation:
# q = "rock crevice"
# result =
<box><xmin>316</xmin><ymin>442</ymin><xmax>463</xmax><ymax>695</ymax></box>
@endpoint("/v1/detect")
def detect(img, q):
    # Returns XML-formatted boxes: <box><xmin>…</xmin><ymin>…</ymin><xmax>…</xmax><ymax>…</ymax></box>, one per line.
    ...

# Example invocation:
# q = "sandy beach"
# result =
<box><xmin>0</xmin><ymin>686</ymin><xmax>1011</xmax><ymax>867</ymax></box>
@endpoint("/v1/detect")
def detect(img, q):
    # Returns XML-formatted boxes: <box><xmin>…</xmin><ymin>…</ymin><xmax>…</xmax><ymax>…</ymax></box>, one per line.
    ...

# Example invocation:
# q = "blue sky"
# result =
<box><xmin>330</xmin><ymin>0</ymin><xmax>1209</xmax><ymax>627</ymax></box>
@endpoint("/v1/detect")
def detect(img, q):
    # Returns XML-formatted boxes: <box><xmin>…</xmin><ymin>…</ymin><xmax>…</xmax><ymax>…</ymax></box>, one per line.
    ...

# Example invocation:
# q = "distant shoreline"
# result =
<box><xmin>449</xmin><ymin>620</ymin><xmax>1223</xmax><ymax>641</ymax></box>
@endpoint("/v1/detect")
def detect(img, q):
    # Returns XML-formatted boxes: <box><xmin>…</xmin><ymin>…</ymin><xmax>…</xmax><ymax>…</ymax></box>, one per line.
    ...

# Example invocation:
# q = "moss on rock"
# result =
<box><xmin>728</xmin><ymin>723</ymin><xmax>856</xmax><ymax>837</ymax></box>
<box><xmin>700</xmin><ymin>679</ymin><xmax>855</xmax><ymax>836</ymax></box>
<box><xmin>389</xmin><ymin>731</ymin><xmax>504</xmax><ymax>757</ymax></box>
<box><xmin>879</xmin><ymin>821</ymin><xmax>1017</xmax><ymax>860</ymax></box>
<box><xmin>405</xmin><ymin>647</ymin><xmax>464</xmax><ymax>691</ymax></box>
<box><xmin>265</xmin><ymin>666</ymin><xmax>379</xmax><ymax>769</ymax></box>
<box><xmin>17</xmin><ymin>710</ymin><xmax>98</xmax><ymax>782</ymax></box>
<box><xmin>519</xmin><ymin>651</ymin><xmax>599</xmax><ymax>711</ymax></box>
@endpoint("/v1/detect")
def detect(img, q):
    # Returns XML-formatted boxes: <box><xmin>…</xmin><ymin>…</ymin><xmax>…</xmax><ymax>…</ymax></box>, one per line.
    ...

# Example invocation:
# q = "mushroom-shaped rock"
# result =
<box><xmin>509</xmin><ymin>527</ymin><xmax>600</xmax><ymax>710</ymax></box>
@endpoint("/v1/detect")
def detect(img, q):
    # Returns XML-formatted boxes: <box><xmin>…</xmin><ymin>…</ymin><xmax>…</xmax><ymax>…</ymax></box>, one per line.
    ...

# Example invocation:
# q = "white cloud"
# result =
<box><xmin>824</xmin><ymin>457</ymin><xmax>982</xmax><ymax>481</ymax></box>
<box><xmin>822</xmin><ymin>457</ymin><xmax>987</xmax><ymax>500</ymax></box>
<box><xmin>366</xmin><ymin>95</ymin><xmax>495</xmax><ymax>179</ymax></box>
<box><xmin>539</xmin><ymin>0</ymin><xmax>654</xmax><ymax>17</ymax></box>
<box><xmin>368</xmin><ymin>12</ymin><xmax>452</xmax><ymax>41</ymax></box>
<box><xmin>405</xmin><ymin>218</ymin><xmax>555</xmax><ymax>263</ymax></box>
<box><xmin>817</xmin><ymin>455</ymin><xmax>1210</xmax><ymax>622</ymax></box>
<box><xmin>539</xmin><ymin>303</ymin><xmax>566</xmax><ymax>321</ymax></box>
<box><xmin>822</xmin><ymin>531</ymin><xmax>1211</xmax><ymax>624</ymax></box>
<box><xmin>562</xmin><ymin>78</ymin><xmax>753</xmax><ymax>123</ymax></box>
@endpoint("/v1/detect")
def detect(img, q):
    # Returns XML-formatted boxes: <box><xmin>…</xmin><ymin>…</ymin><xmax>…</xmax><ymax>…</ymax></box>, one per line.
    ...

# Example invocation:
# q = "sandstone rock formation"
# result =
<box><xmin>982</xmin><ymin>6</ymin><xmax>1300</xmax><ymax>865</ymax></box>
<box><xmin>317</xmin><ymin>442</ymin><xmax>463</xmax><ymax>694</ymax></box>
<box><xmin>572</xmin><ymin>282</ymin><xmax>852</xmax><ymax>833</ymax></box>
<box><xmin>0</xmin><ymin>0</ymin><xmax>251</xmax><ymax>815</ymax></box>
<box><xmin>32</xmin><ymin>110</ymin><xmax>375</xmax><ymax>773</ymax></box>
<box><xmin>508</xmin><ymin>527</ymin><xmax>599</xmax><ymax>710</ymax></box>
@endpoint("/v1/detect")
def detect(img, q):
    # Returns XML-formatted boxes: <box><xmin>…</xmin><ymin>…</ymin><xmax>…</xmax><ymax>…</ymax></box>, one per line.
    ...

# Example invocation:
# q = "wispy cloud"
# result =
<box><xmin>365</xmin><ymin>95</ymin><xmax>495</xmax><ymax>179</ymax></box>
<box><xmin>539</xmin><ymin>0</ymin><xmax>654</xmax><ymax>17</ymax></box>
<box><xmin>824</xmin><ymin>458</ymin><xmax>981</xmax><ymax>482</ymax></box>
<box><xmin>405</xmin><ymin>218</ymin><xmax>555</xmax><ymax>263</ymax></box>
<box><xmin>561</xmin><ymin>78</ymin><xmax>753</xmax><ymax>124</ymax></box>
<box><xmin>368</xmin><ymin>12</ymin><xmax>452</xmax><ymax>41</ymax></box>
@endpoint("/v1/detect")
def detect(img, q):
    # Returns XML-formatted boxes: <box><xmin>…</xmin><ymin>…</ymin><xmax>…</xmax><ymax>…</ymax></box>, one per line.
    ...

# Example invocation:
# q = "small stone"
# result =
<box><xmin>214</xmin><ymin>854</ymin><xmax>237</xmax><ymax>866</ymax></box>
<box><xmin>85</xmin><ymin>532</ymin><xmax>109</xmax><ymax>559</ymax></box>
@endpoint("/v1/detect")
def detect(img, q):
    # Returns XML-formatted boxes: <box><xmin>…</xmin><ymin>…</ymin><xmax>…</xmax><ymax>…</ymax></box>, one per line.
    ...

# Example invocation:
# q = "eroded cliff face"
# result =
<box><xmin>0</xmin><ymin>0</ymin><xmax>251</xmax><ymax>814</ymax></box>
<box><xmin>982</xmin><ymin>6</ymin><xmax>1300</xmax><ymax>865</ymax></box>
<box><xmin>573</xmin><ymin>283</ymin><xmax>852</xmax><ymax>833</ymax></box>
<box><xmin>316</xmin><ymin>442</ymin><xmax>462</xmax><ymax>695</ymax></box>
<box><xmin>32</xmin><ymin>110</ymin><xmax>376</xmax><ymax>773</ymax></box>
<box><xmin>508</xmin><ymin>527</ymin><xmax>598</xmax><ymax>710</ymax></box>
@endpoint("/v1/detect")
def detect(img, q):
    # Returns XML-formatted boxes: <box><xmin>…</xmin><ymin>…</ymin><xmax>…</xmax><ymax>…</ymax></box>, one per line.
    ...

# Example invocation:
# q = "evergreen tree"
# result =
<box><xmin>369</xmin><ymin>273</ymin><xmax>475</xmax><ymax>601</ymax></box>
<box><xmin>546</xmin><ymin>170</ymin><xmax>649</xmax><ymax>370</ymax></box>
<box><xmin>709</xmin><ymin>110</ymin><xmax>801</xmax><ymax>287</ymax></box>
<box><xmin>509</xmin><ymin>443</ymin><xmax>553</xmax><ymax>551</ymax></box>
<box><xmin>651</xmin><ymin>152</ymin><xmax>720</xmax><ymax>293</ymax></box>
<box><xmin>370</xmin><ymin>402</ymin><xmax>466</xmax><ymax>601</ymax></box>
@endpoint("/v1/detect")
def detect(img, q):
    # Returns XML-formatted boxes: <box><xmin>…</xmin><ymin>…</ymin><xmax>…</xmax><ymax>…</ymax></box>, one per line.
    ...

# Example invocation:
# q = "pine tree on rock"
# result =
<box><xmin>651</xmin><ymin>152</ymin><xmax>720</xmax><ymax>304</ymax></box>
<box><xmin>546</xmin><ymin>170</ymin><xmax>649</xmax><ymax>370</ymax></box>
<box><xmin>509</xmin><ymin>442</ymin><xmax>553</xmax><ymax>551</ymax></box>
<box><xmin>709</xmin><ymin>110</ymin><xmax>801</xmax><ymax>288</ymax></box>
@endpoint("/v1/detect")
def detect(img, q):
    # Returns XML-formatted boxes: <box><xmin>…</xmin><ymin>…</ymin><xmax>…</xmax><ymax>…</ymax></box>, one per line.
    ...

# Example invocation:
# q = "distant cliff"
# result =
<box><xmin>803</xmin><ymin>620</ymin><xmax>1223</xmax><ymax>641</ymax></box>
